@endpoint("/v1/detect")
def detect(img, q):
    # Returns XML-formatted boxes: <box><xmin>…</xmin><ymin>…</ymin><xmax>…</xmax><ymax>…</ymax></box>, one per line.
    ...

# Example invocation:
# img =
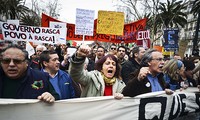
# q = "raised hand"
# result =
<box><xmin>76</xmin><ymin>44</ymin><xmax>91</xmax><ymax>57</ymax></box>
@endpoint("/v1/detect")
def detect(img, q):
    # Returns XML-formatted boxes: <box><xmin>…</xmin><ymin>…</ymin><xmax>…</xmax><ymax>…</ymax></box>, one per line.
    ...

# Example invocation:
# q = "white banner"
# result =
<box><xmin>0</xmin><ymin>88</ymin><xmax>200</xmax><ymax>120</ymax></box>
<box><xmin>1</xmin><ymin>22</ymin><xmax>61</xmax><ymax>44</ymax></box>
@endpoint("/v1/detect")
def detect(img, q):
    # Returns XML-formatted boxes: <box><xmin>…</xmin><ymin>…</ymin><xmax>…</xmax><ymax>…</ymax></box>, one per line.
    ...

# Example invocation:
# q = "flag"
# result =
<box><xmin>26</xmin><ymin>42</ymin><xmax>35</xmax><ymax>58</ymax></box>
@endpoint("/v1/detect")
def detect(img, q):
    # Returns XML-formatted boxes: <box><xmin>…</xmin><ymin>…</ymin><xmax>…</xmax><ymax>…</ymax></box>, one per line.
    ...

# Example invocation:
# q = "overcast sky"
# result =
<box><xmin>25</xmin><ymin>0</ymin><xmax>116</xmax><ymax>44</ymax></box>
<box><xmin>25</xmin><ymin>0</ymin><xmax>115</xmax><ymax>23</ymax></box>
<box><xmin>58</xmin><ymin>0</ymin><xmax>115</xmax><ymax>23</ymax></box>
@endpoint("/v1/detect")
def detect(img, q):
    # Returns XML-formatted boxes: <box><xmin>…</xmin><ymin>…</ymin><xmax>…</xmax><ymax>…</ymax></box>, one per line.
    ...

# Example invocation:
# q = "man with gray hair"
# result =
<box><xmin>122</xmin><ymin>49</ymin><xmax>173</xmax><ymax>97</ymax></box>
<box><xmin>30</xmin><ymin>44</ymin><xmax>47</xmax><ymax>70</ymax></box>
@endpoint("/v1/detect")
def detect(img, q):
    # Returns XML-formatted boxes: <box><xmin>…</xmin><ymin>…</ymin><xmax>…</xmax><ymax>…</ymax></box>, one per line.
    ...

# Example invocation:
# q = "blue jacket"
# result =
<box><xmin>42</xmin><ymin>69</ymin><xmax>75</xmax><ymax>99</ymax></box>
<box><xmin>0</xmin><ymin>67</ymin><xmax>59</xmax><ymax>100</ymax></box>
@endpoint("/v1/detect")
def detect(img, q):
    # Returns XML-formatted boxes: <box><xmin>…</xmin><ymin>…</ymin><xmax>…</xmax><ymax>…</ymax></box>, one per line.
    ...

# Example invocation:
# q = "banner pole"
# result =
<box><xmin>82</xmin><ymin>34</ymin><xmax>85</xmax><ymax>44</ymax></box>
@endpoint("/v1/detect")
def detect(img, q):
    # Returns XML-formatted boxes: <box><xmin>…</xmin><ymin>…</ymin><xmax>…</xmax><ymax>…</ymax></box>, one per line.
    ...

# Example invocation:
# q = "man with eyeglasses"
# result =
<box><xmin>122</xmin><ymin>49</ymin><xmax>173</xmax><ymax>97</ymax></box>
<box><xmin>0</xmin><ymin>45</ymin><xmax>59</xmax><ymax>102</ymax></box>
<box><xmin>109</xmin><ymin>44</ymin><xmax>117</xmax><ymax>56</ymax></box>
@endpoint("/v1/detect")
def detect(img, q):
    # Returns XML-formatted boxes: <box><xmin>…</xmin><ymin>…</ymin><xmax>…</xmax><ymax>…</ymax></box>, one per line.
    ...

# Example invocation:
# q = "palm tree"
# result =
<box><xmin>190</xmin><ymin>0</ymin><xmax>200</xmax><ymax>56</ymax></box>
<box><xmin>157</xmin><ymin>0</ymin><xmax>187</xmax><ymax>28</ymax></box>
<box><xmin>20</xmin><ymin>10</ymin><xmax>41</xmax><ymax>26</ymax></box>
<box><xmin>0</xmin><ymin>0</ymin><xmax>30</xmax><ymax>20</ymax></box>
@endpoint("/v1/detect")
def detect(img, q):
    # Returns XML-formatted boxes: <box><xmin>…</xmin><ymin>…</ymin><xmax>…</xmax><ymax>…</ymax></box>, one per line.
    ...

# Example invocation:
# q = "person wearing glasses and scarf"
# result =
<box><xmin>69</xmin><ymin>44</ymin><xmax>125</xmax><ymax>99</ymax></box>
<box><xmin>122</xmin><ymin>49</ymin><xmax>173</xmax><ymax>97</ymax></box>
<box><xmin>0</xmin><ymin>45</ymin><xmax>59</xmax><ymax>103</ymax></box>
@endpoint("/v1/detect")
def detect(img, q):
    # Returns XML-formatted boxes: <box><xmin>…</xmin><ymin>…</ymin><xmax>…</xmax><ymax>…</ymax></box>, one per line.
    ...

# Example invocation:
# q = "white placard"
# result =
<box><xmin>67</xmin><ymin>47</ymin><xmax>77</xmax><ymax>57</ymax></box>
<box><xmin>75</xmin><ymin>8</ymin><xmax>95</xmax><ymax>36</ymax></box>
<box><xmin>1</xmin><ymin>22</ymin><xmax>61</xmax><ymax>44</ymax></box>
<box><xmin>49</xmin><ymin>21</ymin><xmax>67</xmax><ymax>44</ymax></box>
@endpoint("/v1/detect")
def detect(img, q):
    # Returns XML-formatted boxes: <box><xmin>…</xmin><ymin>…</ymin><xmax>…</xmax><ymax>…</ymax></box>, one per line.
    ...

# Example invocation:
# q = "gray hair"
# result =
<box><xmin>140</xmin><ymin>49</ymin><xmax>159</xmax><ymax>67</ymax></box>
<box><xmin>36</xmin><ymin>44</ymin><xmax>47</xmax><ymax>51</ymax></box>
<box><xmin>1</xmin><ymin>44</ymin><xmax>29</xmax><ymax>60</ymax></box>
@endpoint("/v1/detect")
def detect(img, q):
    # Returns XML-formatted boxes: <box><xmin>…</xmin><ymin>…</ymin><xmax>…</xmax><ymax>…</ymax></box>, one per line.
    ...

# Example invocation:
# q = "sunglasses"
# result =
<box><xmin>1</xmin><ymin>58</ymin><xmax>26</xmax><ymax>64</ymax></box>
<box><xmin>111</xmin><ymin>48</ymin><xmax>116</xmax><ymax>50</ymax></box>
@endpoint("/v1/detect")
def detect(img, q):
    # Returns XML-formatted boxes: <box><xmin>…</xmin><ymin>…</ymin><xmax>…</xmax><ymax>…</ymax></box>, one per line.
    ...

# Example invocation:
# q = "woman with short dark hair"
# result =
<box><xmin>69</xmin><ymin>45</ymin><xmax>125</xmax><ymax>99</ymax></box>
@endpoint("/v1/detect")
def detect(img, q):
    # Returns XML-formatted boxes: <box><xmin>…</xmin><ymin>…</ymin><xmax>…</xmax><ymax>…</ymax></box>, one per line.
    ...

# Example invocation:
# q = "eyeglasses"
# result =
<box><xmin>36</xmin><ymin>50</ymin><xmax>42</xmax><ymax>52</ymax></box>
<box><xmin>151</xmin><ymin>58</ymin><xmax>164</xmax><ymax>61</ymax></box>
<box><xmin>1</xmin><ymin>58</ymin><xmax>26</xmax><ymax>64</ymax></box>
<box><xmin>111</xmin><ymin>48</ymin><xmax>116</xmax><ymax>50</ymax></box>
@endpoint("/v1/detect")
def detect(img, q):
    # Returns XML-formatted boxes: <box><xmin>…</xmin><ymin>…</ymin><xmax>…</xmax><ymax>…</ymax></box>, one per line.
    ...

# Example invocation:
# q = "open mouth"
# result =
<box><xmin>159</xmin><ymin>65</ymin><xmax>163</xmax><ymax>69</ymax></box>
<box><xmin>8</xmin><ymin>69</ymin><xmax>18</xmax><ymax>73</ymax></box>
<box><xmin>108</xmin><ymin>70</ymin><xmax>113</xmax><ymax>73</ymax></box>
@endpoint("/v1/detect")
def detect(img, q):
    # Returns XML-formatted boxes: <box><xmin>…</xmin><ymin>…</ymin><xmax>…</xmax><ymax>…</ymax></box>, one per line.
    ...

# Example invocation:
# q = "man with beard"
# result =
<box><xmin>121</xmin><ymin>46</ymin><xmax>145</xmax><ymax>84</ymax></box>
<box><xmin>116</xmin><ymin>46</ymin><xmax>127</xmax><ymax>66</ymax></box>
<box><xmin>122</xmin><ymin>49</ymin><xmax>173</xmax><ymax>97</ymax></box>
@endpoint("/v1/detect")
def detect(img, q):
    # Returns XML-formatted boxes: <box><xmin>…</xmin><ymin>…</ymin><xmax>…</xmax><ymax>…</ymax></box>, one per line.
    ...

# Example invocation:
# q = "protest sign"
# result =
<box><xmin>1</xmin><ymin>22</ymin><xmax>61</xmax><ymax>44</ymax></box>
<box><xmin>97</xmin><ymin>11</ymin><xmax>124</xmax><ymax>35</ymax></box>
<box><xmin>41</xmin><ymin>13</ymin><xmax>147</xmax><ymax>43</ymax></box>
<box><xmin>163</xmin><ymin>28</ymin><xmax>179</xmax><ymax>49</ymax></box>
<box><xmin>75</xmin><ymin>8</ymin><xmax>95</xmax><ymax>36</ymax></box>
<box><xmin>50</xmin><ymin>21</ymin><xmax>67</xmax><ymax>44</ymax></box>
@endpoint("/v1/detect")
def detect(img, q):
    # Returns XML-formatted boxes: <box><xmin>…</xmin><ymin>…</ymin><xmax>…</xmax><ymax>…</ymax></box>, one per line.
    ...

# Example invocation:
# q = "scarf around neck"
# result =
<box><xmin>101</xmin><ymin>72</ymin><xmax>116</xmax><ymax>86</ymax></box>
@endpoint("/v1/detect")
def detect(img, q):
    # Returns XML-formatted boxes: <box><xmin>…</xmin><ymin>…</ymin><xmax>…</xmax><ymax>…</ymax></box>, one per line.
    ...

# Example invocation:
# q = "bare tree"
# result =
<box><xmin>116</xmin><ymin>0</ymin><xmax>162</xmax><ymax>46</ymax></box>
<box><xmin>45</xmin><ymin>0</ymin><xmax>61</xmax><ymax>18</ymax></box>
<box><xmin>116</xmin><ymin>0</ymin><xmax>142</xmax><ymax>20</ymax></box>
<box><xmin>28</xmin><ymin>0</ymin><xmax>61</xmax><ymax>19</ymax></box>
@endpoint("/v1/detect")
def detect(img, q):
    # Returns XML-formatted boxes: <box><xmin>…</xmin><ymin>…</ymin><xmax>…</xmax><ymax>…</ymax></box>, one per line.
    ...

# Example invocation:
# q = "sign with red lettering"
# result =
<box><xmin>49</xmin><ymin>21</ymin><xmax>67</xmax><ymax>44</ymax></box>
<box><xmin>1</xmin><ymin>22</ymin><xmax>61</xmax><ymax>44</ymax></box>
<box><xmin>137</xmin><ymin>30</ymin><xmax>150</xmax><ymax>40</ymax></box>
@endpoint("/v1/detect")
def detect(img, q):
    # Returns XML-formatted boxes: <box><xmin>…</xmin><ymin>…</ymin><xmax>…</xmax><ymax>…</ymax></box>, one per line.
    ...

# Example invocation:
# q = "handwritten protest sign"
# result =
<box><xmin>97</xmin><ymin>11</ymin><xmax>124</xmax><ymax>35</ymax></box>
<box><xmin>75</xmin><ymin>8</ymin><xmax>95</xmax><ymax>36</ymax></box>
<box><xmin>1</xmin><ymin>22</ymin><xmax>61</xmax><ymax>44</ymax></box>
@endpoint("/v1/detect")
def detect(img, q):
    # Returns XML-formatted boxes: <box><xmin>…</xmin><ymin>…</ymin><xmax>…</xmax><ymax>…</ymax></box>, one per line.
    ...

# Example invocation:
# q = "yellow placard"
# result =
<box><xmin>97</xmin><ymin>11</ymin><xmax>124</xmax><ymax>35</ymax></box>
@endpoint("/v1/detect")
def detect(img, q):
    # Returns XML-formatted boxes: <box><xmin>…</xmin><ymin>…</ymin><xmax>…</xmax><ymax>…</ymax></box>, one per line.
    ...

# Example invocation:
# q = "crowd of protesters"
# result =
<box><xmin>0</xmin><ymin>40</ymin><xmax>200</xmax><ymax>103</ymax></box>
